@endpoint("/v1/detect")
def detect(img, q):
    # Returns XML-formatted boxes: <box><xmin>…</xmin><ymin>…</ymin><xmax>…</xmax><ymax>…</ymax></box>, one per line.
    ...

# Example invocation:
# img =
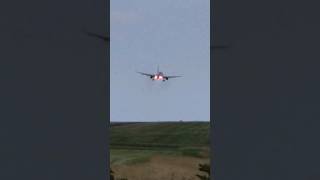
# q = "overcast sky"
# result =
<box><xmin>110</xmin><ymin>0</ymin><xmax>209</xmax><ymax>122</ymax></box>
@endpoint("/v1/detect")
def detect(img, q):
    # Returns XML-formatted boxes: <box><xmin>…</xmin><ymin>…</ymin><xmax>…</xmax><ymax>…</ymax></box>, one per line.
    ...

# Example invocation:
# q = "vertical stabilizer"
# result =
<box><xmin>157</xmin><ymin>65</ymin><xmax>159</xmax><ymax>73</ymax></box>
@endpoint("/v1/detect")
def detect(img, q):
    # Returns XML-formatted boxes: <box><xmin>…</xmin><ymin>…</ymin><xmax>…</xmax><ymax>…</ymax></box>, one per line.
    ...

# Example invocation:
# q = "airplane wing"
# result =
<box><xmin>137</xmin><ymin>72</ymin><xmax>153</xmax><ymax>77</ymax></box>
<box><xmin>164</xmin><ymin>75</ymin><xmax>182</xmax><ymax>79</ymax></box>
<box><xmin>83</xmin><ymin>29</ymin><xmax>109</xmax><ymax>42</ymax></box>
<box><xmin>87</xmin><ymin>32</ymin><xmax>109</xmax><ymax>41</ymax></box>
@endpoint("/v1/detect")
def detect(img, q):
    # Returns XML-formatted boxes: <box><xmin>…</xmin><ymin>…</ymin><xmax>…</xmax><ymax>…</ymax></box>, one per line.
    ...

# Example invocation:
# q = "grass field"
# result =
<box><xmin>110</xmin><ymin>121</ymin><xmax>210</xmax><ymax>180</ymax></box>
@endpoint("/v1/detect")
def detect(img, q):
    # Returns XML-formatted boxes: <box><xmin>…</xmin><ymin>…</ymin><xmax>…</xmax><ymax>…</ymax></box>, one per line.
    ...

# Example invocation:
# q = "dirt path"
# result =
<box><xmin>112</xmin><ymin>155</ymin><xmax>209</xmax><ymax>180</ymax></box>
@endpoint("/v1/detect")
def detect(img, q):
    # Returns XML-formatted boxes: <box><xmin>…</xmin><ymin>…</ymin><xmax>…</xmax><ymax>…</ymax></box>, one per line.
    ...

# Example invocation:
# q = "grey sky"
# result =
<box><xmin>110</xmin><ymin>0</ymin><xmax>210</xmax><ymax>122</ymax></box>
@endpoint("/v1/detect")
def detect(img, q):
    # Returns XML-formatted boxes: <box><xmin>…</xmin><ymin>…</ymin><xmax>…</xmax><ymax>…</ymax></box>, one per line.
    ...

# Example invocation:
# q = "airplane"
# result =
<box><xmin>86</xmin><ymin>32</ymin><xmax>109</xmax><ymax>42</ymax></box>
<box><xmin>137</xmin><ymin>66</ymin><xmax>182</xmax><ymax>81</ymax></box>
<box><xmin>83</xmin><ymin>28</ymin><xmax>109</xmax><ymax>42</ymax></box>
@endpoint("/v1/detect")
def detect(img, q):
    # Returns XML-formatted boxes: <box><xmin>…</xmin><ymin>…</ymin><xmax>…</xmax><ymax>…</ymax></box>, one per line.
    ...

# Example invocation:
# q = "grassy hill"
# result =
<box><xmin>110</xmin><ymin>121</ymin><xmax>211</xmax><ymax>170</ymax></box>
<box><xmin>110</xmin><ymin>121</ymin><xmax>210</xmax><ymax>149</ymax></box>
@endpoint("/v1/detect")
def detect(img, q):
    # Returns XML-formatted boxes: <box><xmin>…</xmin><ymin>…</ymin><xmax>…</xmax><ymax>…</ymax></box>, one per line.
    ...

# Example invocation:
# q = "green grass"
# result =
<box><xmin>110</xmin><ymin>149</ymin><xmax>156</xmax><ymax>165</ymax></box>
<box><xmin>110</xmin><ymin>122</ymin><xmax>210</xmax><ymax>165</ymax></box>
<box><xmin>110</xmin><ymin>122</ymin><xmax>210</xmax><ymax>148</ymax></box>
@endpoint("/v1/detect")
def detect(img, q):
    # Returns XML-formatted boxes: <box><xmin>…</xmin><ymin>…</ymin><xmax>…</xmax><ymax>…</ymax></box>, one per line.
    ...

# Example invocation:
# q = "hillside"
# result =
<box><xmin>110</xmin><ymin>122</ymin><xmax>210</xmax><ymax>148</ymax></box>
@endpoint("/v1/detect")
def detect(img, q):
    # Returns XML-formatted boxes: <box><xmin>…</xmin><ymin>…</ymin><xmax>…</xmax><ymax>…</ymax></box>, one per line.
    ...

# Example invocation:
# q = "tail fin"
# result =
<box><xmin>157</xmin><ymin>65</ymin><xmax>159</xmax><ymax>73</ymax></box>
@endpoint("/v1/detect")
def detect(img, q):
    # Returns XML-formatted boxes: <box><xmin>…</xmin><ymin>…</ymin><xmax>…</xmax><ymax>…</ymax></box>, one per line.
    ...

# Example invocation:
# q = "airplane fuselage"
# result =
<box><xmin>152</xmin><ymin>72</ymin><xmax>167</xmax><ymax>81</ymax></box>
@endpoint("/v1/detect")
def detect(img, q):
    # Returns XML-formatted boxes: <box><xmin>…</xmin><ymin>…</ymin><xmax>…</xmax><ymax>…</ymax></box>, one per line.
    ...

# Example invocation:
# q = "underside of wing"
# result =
<box><xmin>88</xmin><ymin>33</ymin><xmax>109</xmax><ymax>41</ymax></box>
<box><xmin>84</xmin><ymin>30</ymin><xmax>109</xmax><ymax>42</ymax></box>
<box><xmin>137</xmin><ymin>72</ymin><xmax>153</xmax><ymax>77</ymax></box>
<box><xmin>164</xmin><ymin>75</ymin><xmax>182</xmax><ymax>79</ymax></box>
